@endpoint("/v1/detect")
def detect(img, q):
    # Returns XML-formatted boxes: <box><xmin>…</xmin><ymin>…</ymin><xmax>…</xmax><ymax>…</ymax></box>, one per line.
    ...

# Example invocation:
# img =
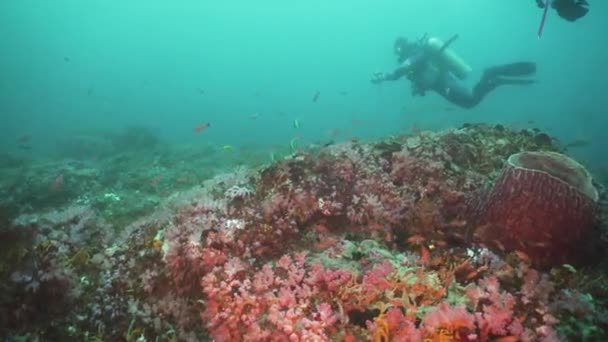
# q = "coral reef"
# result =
<box><xmin>1</xmin><ymin>124</ymin><xmax>607</xmax><ymax>341</ymax></box>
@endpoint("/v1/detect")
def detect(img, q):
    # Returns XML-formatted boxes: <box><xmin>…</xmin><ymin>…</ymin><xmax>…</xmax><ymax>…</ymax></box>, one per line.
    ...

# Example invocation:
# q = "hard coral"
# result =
<box><xmin>475</xmin><ymin>151</ymin><xmax>598</xmax><ymax>268</ymax></box>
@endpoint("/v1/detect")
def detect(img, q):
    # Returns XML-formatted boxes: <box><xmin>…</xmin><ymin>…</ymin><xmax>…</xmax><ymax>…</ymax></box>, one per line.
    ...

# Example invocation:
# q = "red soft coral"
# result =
<box><xmin>385</xmin><ymin>308</ymin><xmax>422</xmax><ymax>341</ymax></box>
<box><xmin>362</xmin><ymin>260</ymin><xmax>394</xmax><ymax>292</ymax></box>
<box><xmin>421</xmin><ymin>302</ymin><xmax>475</xmax><ymax>337</ymax></box>
<box><xmin>310</xmin><ymin>263</ymin><xmax>352</xmax><ymax>292</ymax></box>
<box><xmin>468</xmin><ymin>276</ymin><xmax>524</xmax><ymax>341</ymax></box>
<box><xmin>201</xmin><ymin>254</ymin><xmax>342</xmax><ymax>341</ymax></box>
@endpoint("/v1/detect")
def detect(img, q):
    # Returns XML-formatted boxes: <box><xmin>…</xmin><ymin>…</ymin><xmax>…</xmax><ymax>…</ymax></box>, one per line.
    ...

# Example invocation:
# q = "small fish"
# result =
<box><xmin>419</xmin><ymin>245</ymin><xmax>430</xmax><ymax>265</ymax></box>
<box><xmin>562</xmin><ymin>264</ymin><xmax>577</xmax><ymax>273</ymax></box>
<box><xmin>563</xmin><ymin>139</ymin><xmax>590</xmax><ymax>149</ymax></box>
<box><xmin>514</xmin><ymin>250</ymin><xmax>532</xmax><ymax>263</ymax></box>
<box><xmin>312</xmin><ymin>90</ymin><xmax>320</xmax><ymax>102</ymax></box>
<box><xmin>289</xmin><ymin>137</ymin><xmax>299</xmax><ymax>152</ymax></box>
<box><xmin>222</xmin><ymin>145</ymin><xmax>233</xmax><ymax>150</ymax></box>
<box><xmin>492</xmin><ymin>239</ymin><xmax>506</xmax><ymax>252</ymax></box>
<box><xmin>17</xmin><ymin>133</ymin><xmax>32</xmax><ymax>149</ymax></box>
<box><xmin>338</xmin><ymin>90</ymin><xmax>349</xmax><ymax>96</ymax></box>
<box><xmin>410</xmin><ymin>123</ymin><xmax>420</xmax><ymax>134</ymax></box>
<box><xmin>494</xmin><ymin>336</ymin><xmax>518</xmax><ymax>342</ymax></box>
<box><xmin>434</xmin><ymin>240</ymin><xmax>448</xmax><ymax>247</ymax></box>
<box><xmin>315</xmin><ymin>236</ymin><xmax>339</xmax><ymax>250</ymax></box>
<box><xmin>249</xmin><ymin>113</ymin><xmax>260</xmax><ymax>120</ymax></box>
<box><xmin>152</xmin><ymin>239</ymin><xmax>162</xmax><ymax>250</ymax></box>
<box><xmin>193</xmin><ymin>123</ymin><xmax>210</xmax><ymax>133</ymax></box>
<box><xmin>150</xmin><ymin>174</ymin><xmax>164</xmax><ymax>186</ymax></box>
<box><xmin>327</xmin><ymin>129</ymin><xmax>340</xmax><ymax>136</ymax></box>
<box><xmin>407</xmin><ymin>234</ymin><xmax>425</xmax><ymax>245</ymax></box>
<box><xmin>293</xmin><ymin>119</ymin><xmax>300</xmax><ymax>129</ymax></box>
<box><xmin>51</xmin><ymin>174</ymin><xmax>64</xmax><ymax>191</ymax></box>
<box><xmin>18</xmin><ymin>133</ymin><xmax>31</xmax><ymax>143</ymax></box>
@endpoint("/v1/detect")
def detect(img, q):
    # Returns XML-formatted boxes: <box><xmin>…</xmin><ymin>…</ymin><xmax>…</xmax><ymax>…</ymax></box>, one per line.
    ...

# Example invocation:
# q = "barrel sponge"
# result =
<box><xmin>478</xmin><ymin>151</ymin><xmax>598</xmax><ymax>268</ymax></box>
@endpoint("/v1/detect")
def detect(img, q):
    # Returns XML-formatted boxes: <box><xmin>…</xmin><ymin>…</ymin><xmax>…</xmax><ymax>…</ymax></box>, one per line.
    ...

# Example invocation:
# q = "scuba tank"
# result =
<box><xmin>425</xmin><ymin>34</ymin><xmax>472</xmax><ymax>80</ymax></box>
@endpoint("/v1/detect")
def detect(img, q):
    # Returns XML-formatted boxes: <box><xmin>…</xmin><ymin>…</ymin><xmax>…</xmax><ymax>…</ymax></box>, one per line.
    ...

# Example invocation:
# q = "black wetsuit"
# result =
<box><xmin>536</xmin><ymin>0</ymin><xmax>589</xmax><ymax>22</ymax></box>
<box><xmin>383</xmin><ymin>50</ymin><xmax>536</xmax><ymax>109</ymax></box>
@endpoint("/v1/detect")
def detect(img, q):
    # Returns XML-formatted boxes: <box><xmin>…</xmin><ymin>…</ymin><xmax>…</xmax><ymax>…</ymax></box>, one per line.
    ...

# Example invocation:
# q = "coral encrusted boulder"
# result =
<box><xmin>475</xmin><ymin>151</ymin><xmax>598</xmax><ymax>268</ymax></box>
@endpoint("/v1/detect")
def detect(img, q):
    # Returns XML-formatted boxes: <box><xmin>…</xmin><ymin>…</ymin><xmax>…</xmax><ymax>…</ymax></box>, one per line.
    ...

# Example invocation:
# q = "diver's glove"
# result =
<box><xmin>371</xmin><ymin>72</ymin><xmax>386</xmax><ymax>84</ymax></box>
<box><xmin>411</xmin><ymin>83</ymin><xmax>426</xmax><ymax>96</ymax></box>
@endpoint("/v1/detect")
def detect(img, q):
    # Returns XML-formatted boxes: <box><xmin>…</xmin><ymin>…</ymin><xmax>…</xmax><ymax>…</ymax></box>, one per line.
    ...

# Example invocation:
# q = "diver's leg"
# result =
<box><xmin>472</xmin><ymin>63</ymin><xmax>536</xmax><ymax>103</ymax></box>
<box><xmin>483</xmin><ymin>62</ymin><xmax>536</xmax><ymax>78</ymax></box>
<box><xmin>471</xmin><ymin>77</ymin><xmax>502</xmax><ymax>104</ymax></box>
<box><xmin>435</xmin><ymin>77</ymin><xmax>478</xmax><ymax>109</ymax></box>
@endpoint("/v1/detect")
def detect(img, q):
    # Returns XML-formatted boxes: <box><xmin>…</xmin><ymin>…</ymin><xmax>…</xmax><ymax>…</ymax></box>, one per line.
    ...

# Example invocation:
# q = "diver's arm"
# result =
<box><xmin>382</xmin><ymin>63</ymin><xmax>411</xmax><ymax>81</ymax></box>
<box><xmin>372</xmin><ymin>52</ymin><xmax>426</xmax><ymax>83</ymax></box>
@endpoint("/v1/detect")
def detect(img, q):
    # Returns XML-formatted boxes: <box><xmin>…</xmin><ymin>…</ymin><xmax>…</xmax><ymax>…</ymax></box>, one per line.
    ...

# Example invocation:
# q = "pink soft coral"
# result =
<box><xmin>421</xmin><ymin>302</ymin><xmax>475</xmax><ymax>337</ymax></box>
<box><xmin>467</xmin><ymin>276</ymin><xmax>524</xmax><ymax>341</ymax></box>
<box><xmin>201</xmin><ymin>254</ymin><xmax>342</xmax><ymax>341</ymax></box>
<box><xmin>385</xmin><ymin>308</ymin><xmax>423</xmax><ymax>341</ymax></box>
<box><xmin>310</xmin><ymin>263</ymin><xmax>352</xmax><ymax>292</ymax></box>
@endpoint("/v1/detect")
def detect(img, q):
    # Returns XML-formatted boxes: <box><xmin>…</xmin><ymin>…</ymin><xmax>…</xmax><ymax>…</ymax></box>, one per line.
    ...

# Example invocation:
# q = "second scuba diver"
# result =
<box><xmin>536</xmin><ymin>0</ymin><xmax>589</xmax><ymax>22</ymax></box>
<box><xmin>371</xmin><ymin>35</ymin><xmax>537</xmax><ymax>109</ymax></box>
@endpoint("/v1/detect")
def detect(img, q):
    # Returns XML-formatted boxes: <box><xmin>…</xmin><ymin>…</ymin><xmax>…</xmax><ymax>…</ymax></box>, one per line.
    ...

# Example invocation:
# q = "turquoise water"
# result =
<box><xmin>2</xmin><ymin>2</ymin><xmax>608</xmax><ymax>340</ymax></box>
<box><xmin>1</xmin><ymin>1</ymin><xmax>606</xmax><ymax>165</ymax></box>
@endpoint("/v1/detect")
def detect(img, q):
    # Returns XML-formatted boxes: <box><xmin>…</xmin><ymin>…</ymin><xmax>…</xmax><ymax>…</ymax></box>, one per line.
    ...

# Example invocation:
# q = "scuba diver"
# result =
<box><xmin>536</xmin><ymin>0</ymin><xmax>589</xmax><ymax>37</ymax></box>
<box><xmin>371</xmin><ymin>35</ymin><xmax>536</xmax><ymax>109</ymax></box>
<box><xmin>536</xmin><ymin>0</ymin><xmax>589</xmax><ymax>22</ymax></box>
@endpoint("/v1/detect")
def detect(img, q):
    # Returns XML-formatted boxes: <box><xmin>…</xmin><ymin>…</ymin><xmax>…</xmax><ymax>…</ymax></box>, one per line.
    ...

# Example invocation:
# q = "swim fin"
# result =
<box><xmin>494</xmin><ymin>77</ymin><xmax>536</xmax><ymax>86</ymax></box>
<box><xmin>473</xmin><ymin>72</ymin><xmax>535</xmax><ymax>100</ymax></box>
<box><xmin>485</xmin><ymin>62</ymin><xmax>537</xmax><ymax>78</ymax></box>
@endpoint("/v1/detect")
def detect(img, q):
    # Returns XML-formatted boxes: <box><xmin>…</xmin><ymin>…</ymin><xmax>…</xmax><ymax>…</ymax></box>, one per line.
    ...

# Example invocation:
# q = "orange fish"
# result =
<box><xmin>514</xmin><ymin>250</ymin><xmax>531</xmax><ymax>263</ymax></box>
<box><xmin>193</xmin><ymin>122</ymin><xmax>210</xmax><ymax>133</ymax></box>
<box><xmin>150</xmin><ymin>174</ymin><xmax>164</xmax><ymax>186</ymax></box>
<box><xmin>434</xmin><ymin>240</ymin><xmax>448</xmax><ymax>247</ymax></box>
<box><xmin>494</xmin><ymin>336</ymin><xmax>518</xmax><ymax>342</ymax></box>
<box><xmin>327</xmin><ymin>129</ymin><xmax>340</xmax><ymax>136</ymax></box>
<box><xmin>419</xmin><ymin>245</ymin><xmax>430</xmax><ymax>265</ymax></box>
<box><xmin>465</xmin><ymin>265</ymin><xmax>488</xmax><ymax>281</ymax></box>
<box><xmin>492</xmin><ymin>239</ymin><xmax>506</xmax><ymax>252</ymax></box>
<box><xmin>315</xmin><ymin>237</ymin><xmax>339</xmax><ymax>250</ymax></box>
<box><xmin>407</xmin><ymin>234</ymin><xmax>425</xmax><ymax>245</ymax></box>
